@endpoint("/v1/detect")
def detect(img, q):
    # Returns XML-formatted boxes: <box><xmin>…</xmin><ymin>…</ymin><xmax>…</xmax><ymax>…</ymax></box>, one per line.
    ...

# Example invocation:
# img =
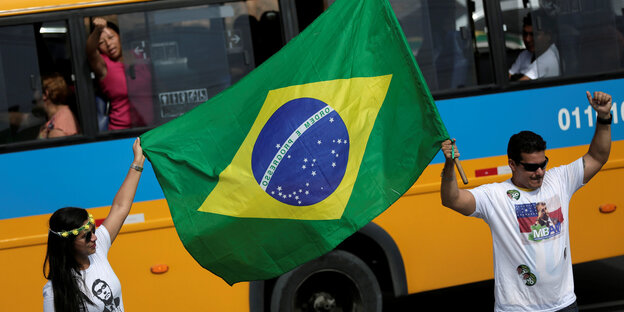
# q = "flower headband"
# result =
<box><xmin>49</xmin><ymin>214</ymin><xmax>95</xmax><ymax>238</ymax></box>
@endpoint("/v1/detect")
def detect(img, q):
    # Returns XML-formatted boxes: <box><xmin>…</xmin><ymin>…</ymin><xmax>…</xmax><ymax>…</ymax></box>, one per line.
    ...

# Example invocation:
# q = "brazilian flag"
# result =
<box><xmin>141</xmin><ymin>0</ymin><xmax>449</xmax><ymax>285</ymax></box>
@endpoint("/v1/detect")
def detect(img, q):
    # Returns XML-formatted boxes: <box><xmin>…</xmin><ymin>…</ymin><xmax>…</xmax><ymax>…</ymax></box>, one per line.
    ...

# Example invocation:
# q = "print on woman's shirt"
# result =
<box><xmin>92</xmin><ymin>279</ymin><xmax>122</xmax><ymax>312</ymax></box>
<box><xmin>515</xmin><ymin>198</ymin><xmax>563</xmax><ymax>242</ymax></box>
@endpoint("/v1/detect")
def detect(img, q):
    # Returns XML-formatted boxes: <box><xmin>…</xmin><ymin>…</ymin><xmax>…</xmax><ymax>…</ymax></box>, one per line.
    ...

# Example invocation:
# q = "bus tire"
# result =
<box><xmin>270</xmin><ymin>249</ymin><xmax>382</xmax><ymax>312</ymax></box>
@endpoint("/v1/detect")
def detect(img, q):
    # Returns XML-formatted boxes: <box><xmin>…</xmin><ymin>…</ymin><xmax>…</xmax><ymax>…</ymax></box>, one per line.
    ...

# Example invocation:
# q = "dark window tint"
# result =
<box><xmin>504</xmin><ymin>0</ymin><xmax>624</xmax><ymax>81</ymax></box>
<box><xmin>389</xmin><ymin>0</ymin><xmax>492</xmax><ymax>92</ymax></box>
<box><xmin>0</xmin><ymin>21</ymin><xmax>78</xmax><ymax>144</ymax></box>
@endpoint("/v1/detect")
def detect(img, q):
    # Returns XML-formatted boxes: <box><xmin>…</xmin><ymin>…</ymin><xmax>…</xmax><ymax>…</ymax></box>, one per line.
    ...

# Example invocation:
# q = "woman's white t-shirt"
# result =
<box><xmin>43</xmin><ymin>225</ymin><xmax>124</xmax><ymax>312</ymax></box>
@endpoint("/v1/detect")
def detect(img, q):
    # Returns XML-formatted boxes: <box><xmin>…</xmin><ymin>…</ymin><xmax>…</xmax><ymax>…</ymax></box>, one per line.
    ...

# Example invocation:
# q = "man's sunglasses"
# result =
<box><xmin>518</xmin><ymin>156</ymin><xmax>549</xmax><ymax>172</ymax></box>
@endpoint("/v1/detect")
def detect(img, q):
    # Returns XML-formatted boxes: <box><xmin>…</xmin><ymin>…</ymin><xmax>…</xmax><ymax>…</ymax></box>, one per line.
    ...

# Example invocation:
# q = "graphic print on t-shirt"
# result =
<box><xmin>515</xmin><ymin>197</ymin><xmax>564</xmax><ymax>242</ymax></box>
<box><xmin>92</xmin><ymin>279</ymin><xmax>122</xmax><ymax>312</ymax></box>
<box><xmin>506</xmin><ymin>189</ymin><xmax>520</xmax><ymax>200</ymax></box>
<box><xmin>516</xmin><ymin>264</ymin><xmax>537</xmax><ymax>286</ymax></box>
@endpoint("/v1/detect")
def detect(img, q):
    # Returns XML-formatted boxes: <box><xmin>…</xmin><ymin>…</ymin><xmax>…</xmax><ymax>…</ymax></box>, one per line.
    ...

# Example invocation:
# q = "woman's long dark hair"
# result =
<box><xmin>43</xmin><ymin>207</ymin><xmax>94</xmax><ymax>311</ymax></box>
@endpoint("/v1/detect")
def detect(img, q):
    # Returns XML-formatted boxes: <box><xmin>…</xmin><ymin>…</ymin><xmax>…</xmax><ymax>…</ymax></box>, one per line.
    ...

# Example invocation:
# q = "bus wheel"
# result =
<box><xmin>270</xmin><ymin>250</ymin><xmax>382</xmax><ymax>312</ymax></box>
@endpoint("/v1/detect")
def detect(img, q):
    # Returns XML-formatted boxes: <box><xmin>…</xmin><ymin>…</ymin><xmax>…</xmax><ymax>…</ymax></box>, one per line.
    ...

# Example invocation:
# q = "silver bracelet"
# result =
<box><xmin>130</xmin><ymin>164</ymin><xmax>143</xmax><ymax>172</ymax></box>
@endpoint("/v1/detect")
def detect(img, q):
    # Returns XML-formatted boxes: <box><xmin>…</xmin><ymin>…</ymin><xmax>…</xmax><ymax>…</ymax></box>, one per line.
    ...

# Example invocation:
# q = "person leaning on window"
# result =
<box><xmin>509</xmin><ymin>12</ymin><xmax>560</xmax><ymax>81</ymax></box>
<box><xmin>86</xmin><ymin>17</ymin><xmax>152</xmax><ymax>130</ymax></box>
<box><xmin>38</xmin><ymin>73</ymin><xmax>79</xmax><ymax>139</ymax></box>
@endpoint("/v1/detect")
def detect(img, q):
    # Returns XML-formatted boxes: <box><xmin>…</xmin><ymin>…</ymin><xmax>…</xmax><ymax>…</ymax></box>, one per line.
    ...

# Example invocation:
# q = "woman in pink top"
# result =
<box><xmin>86</xmin><ymin>17</ymin><xmax>152</xmax><ymax>130</ymax></box>
<box><xmin>38</xmin><ymin>73</ymin><xmax>79</xmax><ymax>139</ymax></box>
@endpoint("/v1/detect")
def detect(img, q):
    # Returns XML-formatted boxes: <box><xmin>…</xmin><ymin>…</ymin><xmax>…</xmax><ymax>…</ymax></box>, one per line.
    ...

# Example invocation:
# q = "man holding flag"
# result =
<box><xmin>440</xmin><ymin>91</ymin><xmax>612</xmax><ymax>312</ymax></box>
<box><xmin>140</xmin><ymin>0</ymin><xmax>448</xmax><ymax>292</ymax></box>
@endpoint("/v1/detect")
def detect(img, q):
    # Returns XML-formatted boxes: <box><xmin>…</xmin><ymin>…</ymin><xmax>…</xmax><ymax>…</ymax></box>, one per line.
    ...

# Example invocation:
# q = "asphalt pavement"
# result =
<box><xmin>384</xmin><ymin>255</ymin><xmax>624</xmax><ymax>311</ymax></box>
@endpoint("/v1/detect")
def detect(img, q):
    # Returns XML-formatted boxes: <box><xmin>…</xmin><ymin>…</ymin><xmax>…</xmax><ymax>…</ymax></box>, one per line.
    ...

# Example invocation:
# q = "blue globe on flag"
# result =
<box><xmin>251</xmin><ymin>97</ymin><xmax>350</xmax><ymax>206</ymax></box>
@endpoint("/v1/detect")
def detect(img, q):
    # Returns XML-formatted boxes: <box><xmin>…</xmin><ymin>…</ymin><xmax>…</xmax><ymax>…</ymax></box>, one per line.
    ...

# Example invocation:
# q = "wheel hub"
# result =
<box><xmin>310</xmin><ymin>291</ymin><xmax>337</xmax><ymax>312</ymax></box>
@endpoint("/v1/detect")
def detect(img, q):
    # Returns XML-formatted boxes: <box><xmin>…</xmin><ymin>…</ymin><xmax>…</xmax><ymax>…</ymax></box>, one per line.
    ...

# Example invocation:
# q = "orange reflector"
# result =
<box><xmin>150</xmin><ymin>264</ymin><xmax>169</xmax><ymax>274</ymax></box>
<box><xmin>599</xmin><ymin>204</ymin><xmax>616</xmax><ymax>213</ymax></box>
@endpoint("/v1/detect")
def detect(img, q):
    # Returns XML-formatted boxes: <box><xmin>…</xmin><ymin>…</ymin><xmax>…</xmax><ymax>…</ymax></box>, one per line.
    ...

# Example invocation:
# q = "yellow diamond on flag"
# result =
<box><xmin>198</xmin><ymin>75</ymin><xmax>392</xmax><ymax>220</ymax></box>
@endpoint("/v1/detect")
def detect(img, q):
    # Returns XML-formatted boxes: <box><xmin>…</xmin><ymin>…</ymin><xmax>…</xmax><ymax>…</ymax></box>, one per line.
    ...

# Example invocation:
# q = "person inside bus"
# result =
<box><xmin>38</xmin><ymin>73</ymin><xmax>79</xmax><ymax>139</ymax></box>
<box><xmin>86</xmin><ymin>17</ymin><xmax>152</xmax><ymax>131</ymax></box>
<box><xmin>0</xmin><ymin>95</ymin><xmax>47</xmax><ymax>142</ymax></box>
<box><xmin>509</xmin><ymin>12</ymin><xmax>560</xmax><ymax>81</ymax></box>
<box><xmin>440</xmin><ymin>91</ymin><xmax>612</xmax><ymax>312</ymax></box>
<box><xmin>43</xmin><ymin>138</ymin><xmax>144</xmax><ymax>312</ymax></box>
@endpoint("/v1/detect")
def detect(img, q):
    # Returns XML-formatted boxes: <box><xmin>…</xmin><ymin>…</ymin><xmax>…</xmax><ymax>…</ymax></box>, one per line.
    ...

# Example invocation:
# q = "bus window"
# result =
<box><xmin>574</xmin><ymin>1</ymin><xmax>624</xmax><ymax>75</ymax></box>
<box><xmin>86</xmin><ymin>1</ymin><xmax>283</xmax><ymax>129</ymax></box>
<box><xmin>0</xmin><ymin>21</ymin><xmax>78</xmax><ymax>144</ymax></box>
<box><xmin>294</xmin><ymin>0</ymin><xmax>327</xmax><ymax>32</ymax></box>
<box><xmin>504</xmin><ymin>0</ymin><xmax>624</xmax><ymax>81</ymax></box>
<box><xmin>389</xmin><ymin>0</ymin><xmax>492</xmax><ymax>92</ymax></box>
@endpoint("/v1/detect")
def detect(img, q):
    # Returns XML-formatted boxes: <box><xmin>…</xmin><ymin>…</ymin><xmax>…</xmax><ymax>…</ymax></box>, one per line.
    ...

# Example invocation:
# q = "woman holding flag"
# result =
<box><xmin>43</xmin><ymin>138</ymin><xmax>144</xmax><ymax>312</ymax></box>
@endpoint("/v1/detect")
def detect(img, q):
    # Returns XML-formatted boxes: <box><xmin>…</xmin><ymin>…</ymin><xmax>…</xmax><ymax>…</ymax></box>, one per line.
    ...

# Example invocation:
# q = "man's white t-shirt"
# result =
<box><xmin>509</xmin><ymin>43</ymin><xmax>560</xmax><ymax>80</ymax></box>
<box><xmin>43</xmin><ymin>225</ymin><xmax>124</xmax><ymax>312</ymax></box>
<box><xmin>469</xmin><ymin>158</ymin><xmax>584</xmax><ymax>312</ymax></box>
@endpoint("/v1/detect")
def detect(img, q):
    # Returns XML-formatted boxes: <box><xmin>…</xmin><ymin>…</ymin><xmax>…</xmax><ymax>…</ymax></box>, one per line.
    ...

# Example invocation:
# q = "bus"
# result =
<box><xmin>1</xmin><ymin>0</ymin><xmax>623</xmax><ymax>311</ymax></box>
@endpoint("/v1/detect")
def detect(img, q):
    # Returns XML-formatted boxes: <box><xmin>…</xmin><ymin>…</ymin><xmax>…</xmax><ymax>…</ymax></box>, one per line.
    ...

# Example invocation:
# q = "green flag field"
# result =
<box><xmin>141</xmin><ymin>0</ymin><xmax>449</xmax><ymax>285</ymax></box>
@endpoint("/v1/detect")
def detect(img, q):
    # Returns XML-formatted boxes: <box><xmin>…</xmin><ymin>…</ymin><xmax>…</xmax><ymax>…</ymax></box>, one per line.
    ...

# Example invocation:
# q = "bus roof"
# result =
<box><xmin>0</xmin><ymin>0</ymin><xmax>148</xmax><ymax>17</ymax></box>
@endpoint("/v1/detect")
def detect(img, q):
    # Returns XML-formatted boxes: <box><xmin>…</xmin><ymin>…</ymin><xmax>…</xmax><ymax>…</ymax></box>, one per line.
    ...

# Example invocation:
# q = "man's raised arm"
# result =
<box><xmin>582</xmin><ymin>91</ymin><xmax>613</xmax><ymax>184</ymax></box>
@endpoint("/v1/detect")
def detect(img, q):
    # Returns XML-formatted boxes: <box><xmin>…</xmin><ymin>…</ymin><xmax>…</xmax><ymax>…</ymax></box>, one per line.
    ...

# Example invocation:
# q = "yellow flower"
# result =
<box><xmin>84</xmin><ymin>224</ymin><xmax>90</xmax><ymax>230</ymax></box>
<box><xmin>72</xmin><ymin>229</ymin><xmax>79</xmax><ymax>235</ymax></box>
<box><xmin>61</xmin><ymin>232</ymin><xmax>69</xmax><ymax>237</ymax></box>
